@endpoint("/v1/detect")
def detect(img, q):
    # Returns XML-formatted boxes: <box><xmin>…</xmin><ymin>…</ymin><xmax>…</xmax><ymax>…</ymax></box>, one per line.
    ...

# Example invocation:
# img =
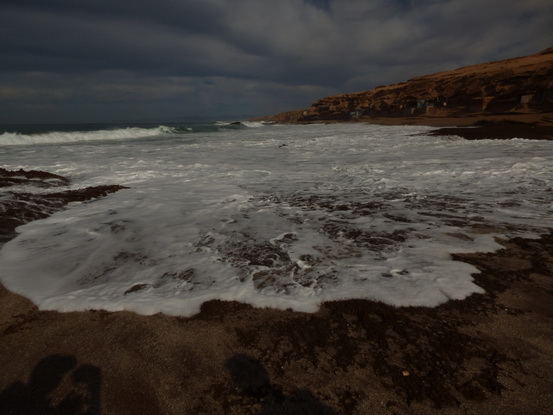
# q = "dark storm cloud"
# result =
<box><xmin>1</xmin><ymin>0</ymin><xmax>552</xmax><ymax>122</ymax></box>
<box><xmin>2</xmin><ymin>1</ymin><xmax>228</xmax><ymax>75</ymax></box>
<box><xmin>305</xmin><ymin>0</ymin><xmax>332</xmax><ymax>12</ymax></box>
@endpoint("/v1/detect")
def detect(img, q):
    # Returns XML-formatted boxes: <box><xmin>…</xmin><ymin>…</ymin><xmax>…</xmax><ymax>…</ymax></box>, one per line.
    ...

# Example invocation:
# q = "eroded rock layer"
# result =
<box><xmin>257</xmin><ymin>47</ymin><xmax>553</xmax><ymax>123</ymax></box>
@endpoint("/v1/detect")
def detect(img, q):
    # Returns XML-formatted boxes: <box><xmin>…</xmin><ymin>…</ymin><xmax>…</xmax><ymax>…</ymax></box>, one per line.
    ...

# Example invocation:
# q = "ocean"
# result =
<box><xmin>0</xmin><ymin>121</ymin><xmax>551</xmax><ymax>316</ymax></box>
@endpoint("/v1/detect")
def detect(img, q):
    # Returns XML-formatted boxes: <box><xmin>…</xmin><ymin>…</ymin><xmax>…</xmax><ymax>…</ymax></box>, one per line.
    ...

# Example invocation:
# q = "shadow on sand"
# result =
<box><xmin>226</xmin><ymin>353</ymin><xmax>337</xmax><ymax>415</ymax></box>
<box><xmin>0</xmin><ymin>354</ymin><xmax>101</xmax><ymax>415</ymax></box>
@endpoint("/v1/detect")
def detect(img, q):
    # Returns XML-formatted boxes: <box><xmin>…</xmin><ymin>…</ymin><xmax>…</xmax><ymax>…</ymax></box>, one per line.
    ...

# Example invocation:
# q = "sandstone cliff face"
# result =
<box><xmin>259</xmin><ymin>47</ymin><xmax>553</xmax><ymax>123</ymax></box>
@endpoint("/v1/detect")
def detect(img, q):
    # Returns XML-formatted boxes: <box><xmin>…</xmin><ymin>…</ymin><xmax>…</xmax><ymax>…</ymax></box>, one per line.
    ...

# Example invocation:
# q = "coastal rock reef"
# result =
<box><xmin>0</xmin><ymin>168</ymin><xmax>127</xmax><ymax>244</ymax></box>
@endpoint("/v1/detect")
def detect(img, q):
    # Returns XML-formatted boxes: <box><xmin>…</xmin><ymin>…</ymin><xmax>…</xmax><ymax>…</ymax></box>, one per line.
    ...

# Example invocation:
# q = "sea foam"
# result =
<box><xmin>0</xmin><ymin>123</ymin><xmax>551</xmax><ymax>316</ymax></box>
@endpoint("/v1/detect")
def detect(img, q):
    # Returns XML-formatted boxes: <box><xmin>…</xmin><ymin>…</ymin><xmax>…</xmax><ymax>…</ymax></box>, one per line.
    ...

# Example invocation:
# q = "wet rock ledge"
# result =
<box><xmin>0</xmin><ymin>168</ymin><xmax>127</xmax><ymax>243</ymax></box>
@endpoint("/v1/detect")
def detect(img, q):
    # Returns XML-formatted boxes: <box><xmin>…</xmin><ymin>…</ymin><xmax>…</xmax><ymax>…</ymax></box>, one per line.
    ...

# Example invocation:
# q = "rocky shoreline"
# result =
<box><xmin>0</xmin><ymin>168</ymin><xmax>127</xmax><ymax>244</ymax></box>
<box><xmin>0</xmin><ymin>166</ymin><xmax>552</xmax><ymax>414</ymax></box>
<box><xmin>426</xmin><ymin>119</ymin><xmax>553</xmax><ymax>140</ymax></box>
<box><xmin>253</xmin><ymin>46</ymin><xmax>553</xmax><ymax>143</ymax></box>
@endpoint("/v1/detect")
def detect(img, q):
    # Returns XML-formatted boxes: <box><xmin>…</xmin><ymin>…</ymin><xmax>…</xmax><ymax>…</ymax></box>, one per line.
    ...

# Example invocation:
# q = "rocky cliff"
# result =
<box><xmin>256</xmin><ymin>47</ymin><xmax>553</xmax><ymax>123</ymax></box>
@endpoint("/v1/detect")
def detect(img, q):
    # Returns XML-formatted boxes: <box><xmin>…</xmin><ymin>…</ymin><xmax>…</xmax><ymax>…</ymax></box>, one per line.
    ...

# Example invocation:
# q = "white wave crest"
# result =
<box><xmin>241</xmin><ymin>121</ymin><xmax>268</xmax><ymax>128</ymax></box>
<box><xmin>0</xmin><ymin>126</ymin><xmax>169</xmax><ymax>146</ymax></box>
<box><xmin>215</xmin><ymin>120</ymin><xmax>268</xmax><ymax>128</ymax></box>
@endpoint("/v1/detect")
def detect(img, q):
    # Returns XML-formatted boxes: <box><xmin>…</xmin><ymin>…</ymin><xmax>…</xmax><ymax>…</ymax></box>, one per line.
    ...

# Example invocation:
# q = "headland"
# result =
<box><xmin>253</xmin><ymin>47</ymin><xmax>553</xmax><ymax>140</ymax></box>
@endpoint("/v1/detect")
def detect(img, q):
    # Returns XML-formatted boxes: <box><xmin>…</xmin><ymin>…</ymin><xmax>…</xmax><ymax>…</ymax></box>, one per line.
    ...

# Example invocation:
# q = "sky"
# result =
<box><xmin>1</xmin><ymin>0</ymin><xmax>552</xmax><ymax>124</ymax></box>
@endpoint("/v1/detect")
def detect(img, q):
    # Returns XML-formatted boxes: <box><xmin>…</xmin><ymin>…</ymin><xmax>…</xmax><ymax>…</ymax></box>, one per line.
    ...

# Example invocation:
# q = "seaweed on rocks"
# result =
<box><xmin>0</xmin><ymin>168</ymin><xmax>128</xmax><ymax>243</ymax></box>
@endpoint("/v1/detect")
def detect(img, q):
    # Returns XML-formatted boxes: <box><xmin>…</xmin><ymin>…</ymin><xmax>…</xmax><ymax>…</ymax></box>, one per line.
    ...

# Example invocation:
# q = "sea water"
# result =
<box><xmin>0</xmin><ymin>122</ymin><xmax>551</xmax><ymax>316</ymax></box>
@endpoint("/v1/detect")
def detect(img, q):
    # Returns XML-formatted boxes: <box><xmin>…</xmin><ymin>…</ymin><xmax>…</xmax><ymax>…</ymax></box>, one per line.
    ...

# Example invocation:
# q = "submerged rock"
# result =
<box><xmin>0</xmin><ymin>168</ymin><xmax>128</xmax><ymax>244</ymax></box>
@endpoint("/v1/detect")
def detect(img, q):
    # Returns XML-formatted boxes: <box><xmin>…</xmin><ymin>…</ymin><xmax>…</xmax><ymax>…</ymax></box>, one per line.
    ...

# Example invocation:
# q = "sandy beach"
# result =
<box><xmin>0</xmin><ymin>233</ymin><xmax>552</xmax><ymax>414</ymax></box>
<box><xmin>265</xmin><ymin>112</ymin><xmax>553</xmax><ymax>140</ymax></box>
<box><xmin>1</xmin><ymin>123</ymin><xmax>552</xmax><ymax>414</ymax></box>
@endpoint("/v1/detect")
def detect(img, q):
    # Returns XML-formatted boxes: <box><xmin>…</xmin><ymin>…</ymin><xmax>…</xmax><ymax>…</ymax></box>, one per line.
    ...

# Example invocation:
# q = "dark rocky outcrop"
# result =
<box><xmin>0</xmin><ymin>168</ymin><xmax>128</xmax><ymax>244</ymax></box>
<box><xmin>427</xmin><ymin>121</ymin><xmax>553</xmax><ymax>140</ymax></box>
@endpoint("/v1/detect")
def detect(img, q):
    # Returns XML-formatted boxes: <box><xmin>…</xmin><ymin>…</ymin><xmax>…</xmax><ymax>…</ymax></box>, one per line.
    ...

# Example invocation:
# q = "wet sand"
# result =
<box><xmin>1</xmin><ymin>153</ymin><xmax>553</xmax><ymax>414</ymax></box>
<box><xmin>287</xmin><ymin>112</ymin><xmax>553</xmax><ymax>140</ymax></box>
<box><xmin>1</xmin><ymin>234</ymin><xmax>552</xmax><ymax>414</ymax></box>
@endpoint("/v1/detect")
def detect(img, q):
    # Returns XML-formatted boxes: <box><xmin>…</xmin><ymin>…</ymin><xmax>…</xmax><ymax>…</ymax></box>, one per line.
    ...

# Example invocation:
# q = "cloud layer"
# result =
<box><xmin>1</xmin><ymin>0</ymin><xmax>552</xmax><ymax>122</ymax></box>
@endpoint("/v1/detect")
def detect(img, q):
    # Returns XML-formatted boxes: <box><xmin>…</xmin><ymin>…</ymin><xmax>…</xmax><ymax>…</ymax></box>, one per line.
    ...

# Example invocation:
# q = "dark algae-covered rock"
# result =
<box><xmin>0</xmin><ymin>168</ymin><xmax>128</xmax><ymax>243</ymax></box>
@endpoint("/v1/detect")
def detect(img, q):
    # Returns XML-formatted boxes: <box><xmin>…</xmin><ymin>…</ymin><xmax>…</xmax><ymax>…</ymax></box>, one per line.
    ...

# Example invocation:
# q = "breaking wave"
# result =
<box><xmin>0</xmin><ymin>126</ymin><xmax>170</xmax><ymax>146</ymax></box>
<box><xmin>0</xmin><ymin>121</ymin><xmax>270</xmax><ymax>146</ymax></box>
